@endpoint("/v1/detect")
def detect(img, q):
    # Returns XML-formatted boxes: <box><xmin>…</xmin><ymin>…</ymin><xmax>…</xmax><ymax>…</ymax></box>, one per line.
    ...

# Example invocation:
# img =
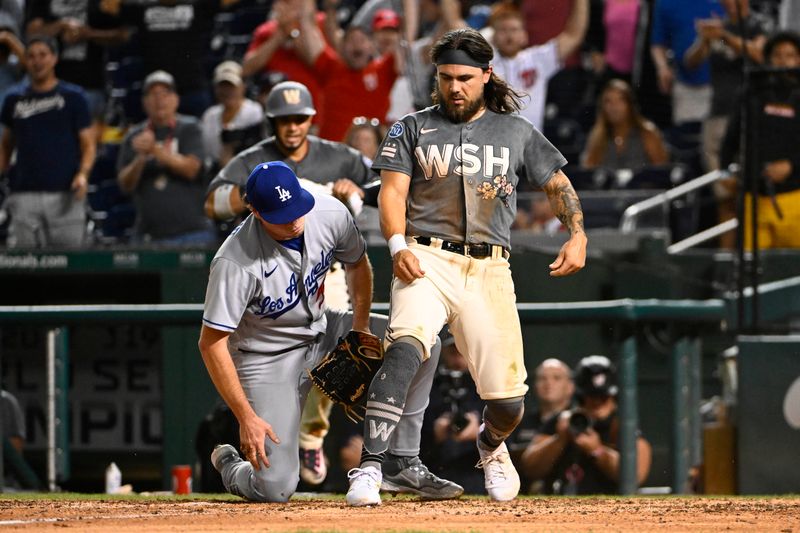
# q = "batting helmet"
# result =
<box><xmin>573</xmin><ymin>355</ymin><xmax>618</xmax><ymax>399</ymax></box>
<box><xmin>264</xmin><ymin>81</ymin><xmax>316</xmax><ymax>118</ymax></box>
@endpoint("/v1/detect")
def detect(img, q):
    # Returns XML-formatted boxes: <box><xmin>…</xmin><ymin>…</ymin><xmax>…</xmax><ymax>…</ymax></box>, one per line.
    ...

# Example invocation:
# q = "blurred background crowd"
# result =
<box><xmin>0</xmin><ymin>0</ymin><xmax>796</xmax><ymax>251</ymax></box>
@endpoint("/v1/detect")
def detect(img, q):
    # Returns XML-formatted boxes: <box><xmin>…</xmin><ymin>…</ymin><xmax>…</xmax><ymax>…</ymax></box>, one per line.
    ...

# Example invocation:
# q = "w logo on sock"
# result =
<box><xmin>369</xmin><ymin>420</ymin><xmax>396</xmax><ymax>441</ymax></box>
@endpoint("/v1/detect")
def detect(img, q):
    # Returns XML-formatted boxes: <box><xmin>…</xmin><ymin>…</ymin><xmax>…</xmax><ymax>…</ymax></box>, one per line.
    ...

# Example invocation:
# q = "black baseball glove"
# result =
<box><xmin>308</xmin><ymin>330</ymin><xmax>384</xmax><ymax>420</ymax></box>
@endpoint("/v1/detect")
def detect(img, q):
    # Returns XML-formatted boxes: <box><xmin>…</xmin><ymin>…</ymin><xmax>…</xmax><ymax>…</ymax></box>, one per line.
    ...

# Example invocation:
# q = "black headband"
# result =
<box><xmin>435</xmin><ymin>49</ymin><xmax>490</xmax><ymax>69</ymax></box>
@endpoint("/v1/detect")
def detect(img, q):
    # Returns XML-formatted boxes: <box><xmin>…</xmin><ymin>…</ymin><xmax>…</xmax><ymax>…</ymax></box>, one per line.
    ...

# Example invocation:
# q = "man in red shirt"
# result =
<box><xmin>295</xmin><ymin>0</ymin><xmax>402</xmax><ymax>142</ymax></box>
<box><xmin>242</xmin><ymin>0</ymin><xmax>328</xmax><ymax>129</ymax></box>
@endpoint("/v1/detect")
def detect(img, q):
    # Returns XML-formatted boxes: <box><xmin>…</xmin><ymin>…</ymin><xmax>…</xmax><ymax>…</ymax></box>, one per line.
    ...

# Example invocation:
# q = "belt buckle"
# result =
<box><xmin>466</xmin><ymin>243</ymin><xmax>489</xmax><ymax>258</ymax></box>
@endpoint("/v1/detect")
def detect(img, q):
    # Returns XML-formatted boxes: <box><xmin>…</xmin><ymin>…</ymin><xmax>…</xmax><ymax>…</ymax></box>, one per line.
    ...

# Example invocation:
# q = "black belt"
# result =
<box><xmin>413</xmin><ymin>236</ymin><xmax>507</xmax><ymax>259</ymax></box>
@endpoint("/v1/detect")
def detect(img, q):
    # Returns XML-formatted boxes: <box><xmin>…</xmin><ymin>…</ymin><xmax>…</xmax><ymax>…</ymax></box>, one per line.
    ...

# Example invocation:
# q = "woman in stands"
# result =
<box><xmin>582</xmin><ymin>79</ymin><xmax>668</xmax><ymax>173</ymax></box>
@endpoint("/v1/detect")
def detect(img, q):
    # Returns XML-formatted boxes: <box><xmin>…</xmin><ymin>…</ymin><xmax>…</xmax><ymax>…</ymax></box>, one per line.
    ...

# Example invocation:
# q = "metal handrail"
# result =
<box><xmin>620</xmin><ymin>168</ymin><xmax>733</xmax><ymax>233</ymax></box>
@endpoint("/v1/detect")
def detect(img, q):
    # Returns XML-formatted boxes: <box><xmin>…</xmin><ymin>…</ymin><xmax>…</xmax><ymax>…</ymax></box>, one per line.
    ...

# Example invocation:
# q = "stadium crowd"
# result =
<box><xmin>0</xmin><ymin>0</ymin><xmax>796</xmax><ymax>250</ymax></box>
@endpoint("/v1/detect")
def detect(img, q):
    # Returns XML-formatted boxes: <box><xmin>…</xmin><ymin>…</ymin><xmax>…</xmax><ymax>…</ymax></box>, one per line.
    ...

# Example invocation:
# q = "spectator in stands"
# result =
<box><xmin>650</xmin><ymin>0</ymin><xmax>724</xmax><ymax>126</ymax></box>
<box><xmin>399</xmin><ymin>0</ymin><xmax>466</xmax><ymax>112</ymax></box>
<box><xmin>0</xmin><ymin>25</ymin><xmax>26</xmax><ymax>114</ymax></box>
<box><xmin>508</xmin><ymin>358</ymin><xmax>574</xmax><ymax>493</ymax></box>
<box><xmin>295</xmin><ymin>0</ymin><xmax>401</xmax><ymax>142</ymax></box>
<box><xmin>201</xmin><ymin>61</ymin><xmax>263</xmax><ymax>173</ymax></box>
<box><xmin>27</xmin><ymin>0</ymin><xmax>127</xmax><ymax>136</ymax></box>
<box><xmin>108</xmin><ymin>0</ymin><xmax>239</xmax><ymax>118</ymax></box>
<box><xmin>343</xmin><ymin>116</ymin><xmax>384</xmax><ymax>160</ymax></box>
<box><xmin>519</xmin><ymin>355</ymin><xmax>652</xmax><ymax>494</ymax></box>
<box><xmin>684</xmin><ymin>0</ymin><xmax>768</xmax><ymax>250</ymax></box>
<box><xmin>586</xmin><ymin>0</ymin><xmax>647</xmax><ymax>88</ymax></box>
<box><xmin>0</xmin><ymin>36</ymin><xmax>95</xmax><ymax>248</ymax></box>
<box><xmin>242</xmin><ymin>0</ymin><xmax>328</xmax><ymax>131</ymax></box>
<box><xmin>420</xmin><ymin>334</ymin><xmax>485</xmax><ymax>494</ymax></box>
<box><xmin>581</xmin><ymin>79</ymin><xmax>669</xmax><ymax>173</ymax></box>
<box><xmin>721</xmin><ymin>31</ymin><xmax>800</xmax><ymax>250</ymax></box>
<box><xmin>117</xmin><ymin>70</ymin><xmax>215</xmax><ymax>245</ymax></box>
<box><xmin>489</xmin><ymin>0</ymin><xmax>588</xmax><ymax>131</ymax></box>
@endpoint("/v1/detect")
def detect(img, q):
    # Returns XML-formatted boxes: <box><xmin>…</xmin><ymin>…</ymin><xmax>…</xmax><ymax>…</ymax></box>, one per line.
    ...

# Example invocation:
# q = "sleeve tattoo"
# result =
<box><xmin>543</xmin><ymin>170</ymin><xmax>585</xmax><ymax>235</ymax></box>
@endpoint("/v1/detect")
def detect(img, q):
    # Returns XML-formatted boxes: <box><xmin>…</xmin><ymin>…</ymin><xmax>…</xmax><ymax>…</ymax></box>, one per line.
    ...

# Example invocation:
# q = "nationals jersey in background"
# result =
<box><xmin>207</xmin><ymin>135</ymin><xmax>373</xmax><ymax>194</ymax></box>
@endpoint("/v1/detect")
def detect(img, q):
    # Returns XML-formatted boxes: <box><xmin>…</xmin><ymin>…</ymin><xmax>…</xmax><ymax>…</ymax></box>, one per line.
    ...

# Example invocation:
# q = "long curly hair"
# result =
<box><xmin>430</xmin><ymin>28</ymin><xmax>525</xmax><ymax>115</ymax></box>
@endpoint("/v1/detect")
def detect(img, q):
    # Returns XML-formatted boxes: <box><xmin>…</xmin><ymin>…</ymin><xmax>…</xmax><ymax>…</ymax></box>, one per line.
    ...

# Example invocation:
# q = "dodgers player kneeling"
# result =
<box><xmin>199</xmin><ymin>161</ymin><xmax>450</xmax><ymax>502</ymax></box>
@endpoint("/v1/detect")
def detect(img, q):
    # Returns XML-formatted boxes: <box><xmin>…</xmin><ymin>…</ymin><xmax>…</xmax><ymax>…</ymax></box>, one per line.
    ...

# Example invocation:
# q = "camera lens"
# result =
<box><xmin>568</xmin><ymin>412</ymin><xmax>590</xmax><ymax>435</ymax></box>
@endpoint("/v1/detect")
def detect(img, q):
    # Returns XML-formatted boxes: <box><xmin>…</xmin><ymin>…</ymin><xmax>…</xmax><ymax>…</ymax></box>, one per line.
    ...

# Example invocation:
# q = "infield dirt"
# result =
<box><xmin>1</xmin><ymin>495</ymin><xmax>799</xmax><ymax>532</ymax></box>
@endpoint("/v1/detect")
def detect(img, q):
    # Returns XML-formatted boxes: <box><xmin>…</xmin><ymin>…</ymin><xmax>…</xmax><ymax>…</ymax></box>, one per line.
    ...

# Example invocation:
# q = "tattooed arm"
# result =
<box><xmin>542</xmin><ymin>169</ymin><xmax>588</xmax><ymax>277</ymax></box>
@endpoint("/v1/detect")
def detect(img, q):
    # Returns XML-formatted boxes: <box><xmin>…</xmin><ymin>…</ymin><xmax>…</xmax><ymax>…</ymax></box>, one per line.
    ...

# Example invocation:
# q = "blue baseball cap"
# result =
<box><xmin>245</xmin><ymin>161</ymin><xmax>315</xmax><ymax>224</ymax></box>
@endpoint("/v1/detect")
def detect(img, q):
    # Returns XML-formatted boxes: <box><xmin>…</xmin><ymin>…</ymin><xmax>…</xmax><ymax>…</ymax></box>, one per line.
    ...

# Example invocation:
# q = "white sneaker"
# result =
<box><xmin>476</xmin><ymin>438</ymin><xmax>520</xmax><ymax>501</ymax></box>
<box><xmin>346</xmin><ymin>466</ymin><xmax>382</xmax><ymax>506</ymax></box>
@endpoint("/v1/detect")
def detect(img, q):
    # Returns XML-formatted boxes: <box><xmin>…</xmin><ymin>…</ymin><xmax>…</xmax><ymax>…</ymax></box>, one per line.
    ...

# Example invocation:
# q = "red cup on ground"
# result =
<box><xmin>172</xmin><ymin>465</ymin><xmax>192</xmax><ymax>494</ymax></box>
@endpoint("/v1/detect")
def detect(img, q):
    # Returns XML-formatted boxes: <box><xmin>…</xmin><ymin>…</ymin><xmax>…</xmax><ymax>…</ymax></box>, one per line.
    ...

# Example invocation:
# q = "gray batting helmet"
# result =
<box><xmin>264</xmin><ymin>81</ymin><xmax>316</xmax><ymax>118</ymax></box>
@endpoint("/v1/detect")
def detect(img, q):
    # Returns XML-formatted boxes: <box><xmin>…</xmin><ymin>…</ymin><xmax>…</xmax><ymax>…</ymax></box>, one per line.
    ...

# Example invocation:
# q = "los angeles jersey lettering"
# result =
<box><xmin>202</xmin><ymin>193</ymin><xmax>366</xmax><ymax>355</ymax></box>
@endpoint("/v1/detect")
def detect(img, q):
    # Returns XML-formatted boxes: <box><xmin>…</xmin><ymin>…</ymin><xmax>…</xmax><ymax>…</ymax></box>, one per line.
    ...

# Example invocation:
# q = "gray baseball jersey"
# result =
<box><xmin>207</xmin><ymin>135</ymin><xmax>373</xmax><ymax>194</ymax></box>
<box><xmin>202</xmin><ymin>193</ymin><xmax>366</xmax><ymax>355</ymax></box>
<box><xmin>373</xmin><ymin>106</ymin><xmax>567</xmax><ymax>250</ymax></box>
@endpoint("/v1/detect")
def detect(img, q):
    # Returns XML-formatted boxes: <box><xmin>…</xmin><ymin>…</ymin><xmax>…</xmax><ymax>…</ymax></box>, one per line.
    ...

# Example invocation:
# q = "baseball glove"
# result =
<box><xmin>308</xmin><ymin>330</ymin><xmax>384</xmax><ymax>420</ymax></box>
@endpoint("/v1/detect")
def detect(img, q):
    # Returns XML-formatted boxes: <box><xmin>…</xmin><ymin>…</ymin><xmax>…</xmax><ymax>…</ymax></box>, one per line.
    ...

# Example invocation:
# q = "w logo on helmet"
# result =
<box><xmin>282</xmin><ymin>89</ymin><xmax>301</xmax><ymax>105</ymax></box>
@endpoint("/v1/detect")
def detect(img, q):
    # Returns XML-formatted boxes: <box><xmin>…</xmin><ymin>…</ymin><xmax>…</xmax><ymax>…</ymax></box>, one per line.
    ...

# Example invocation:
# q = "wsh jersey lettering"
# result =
<box><xmin>414</xmin><ymin>144</ymin><xmax>510</xmax><ymax>179</ymax></box>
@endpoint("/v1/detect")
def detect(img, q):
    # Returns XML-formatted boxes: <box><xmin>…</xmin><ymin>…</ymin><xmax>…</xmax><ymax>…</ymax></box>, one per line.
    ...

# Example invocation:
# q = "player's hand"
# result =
<box><xmin>549</xmin><ymin>232</ymin><xmax>587</xmax><ymax>277</ymax></box>
<box><xmin>574</xmin><ymin>427</ymin><xmax>602</xmax><ymax>455</ymax></box>
<box><xmin>239</xmin><ymin>413</ymin><xmax>281</xmax><ymax>470</ymax></box>
<box><xmin>392</xmin><ymin>249</ymin><xmax>425</xmax><ymax>284</ymax></box>
<box><xmin>332</xmin><ymin>179</ymin><xmax>364</xmax><ymax>202</ymax></box>
<box><xmin>763</xmin><ymin>160</ymin><xmax>792</xmax><ymax>184</ymax></box>
<box><xmin>71</xmin><ymin>173</ymin><xmax>88</xmax><ymax>200</ymax></box>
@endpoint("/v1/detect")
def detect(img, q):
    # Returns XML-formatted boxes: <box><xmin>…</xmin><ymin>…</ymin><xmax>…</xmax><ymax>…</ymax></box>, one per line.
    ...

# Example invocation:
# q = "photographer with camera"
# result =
<box><xmin>519</xmin><ymin>355</ymin><xmax>652</xmax><ymax>495</ymax></box>
<box><xmin>420</xmin><ymin>333</ymin><xmax>485</xmax><ymax>494</ymax></box>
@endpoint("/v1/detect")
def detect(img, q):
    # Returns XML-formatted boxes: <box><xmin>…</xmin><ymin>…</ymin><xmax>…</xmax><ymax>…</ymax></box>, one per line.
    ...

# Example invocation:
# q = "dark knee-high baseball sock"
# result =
<box><xmin>479</xmin><ymin>397</ymin><xmax>525</xmax><ymax>450</ymax></box>
<box><xmin>360</xmin><ymin>339</ymin><xmax>421</xmax><ymax>470</ymax></box>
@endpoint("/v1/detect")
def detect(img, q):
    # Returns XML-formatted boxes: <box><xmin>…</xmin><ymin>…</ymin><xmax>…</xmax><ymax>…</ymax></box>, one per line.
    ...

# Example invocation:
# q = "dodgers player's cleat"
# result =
<box><xmin>381</xmin><ymin>456</ymin><xmax>464</xmax><ymax>500</ymax></box>
<box><xmin>211</xmin><ymin>444</ymin><xmax>240</xmax><ymax>473</ymax></box>
<box><xmin>299</xmin><ymin>447</ymin><xmax>327</xmax><ymax>485</ymax></box>
<box><xmin>475</xmin><ymin>431</ymin><xmax>520</xmax><ymax>501</ymax></box>
<box><xmin>346</xmin><ymin>466</ymin><xmax>382</xmax><ymax>506</ymax></box>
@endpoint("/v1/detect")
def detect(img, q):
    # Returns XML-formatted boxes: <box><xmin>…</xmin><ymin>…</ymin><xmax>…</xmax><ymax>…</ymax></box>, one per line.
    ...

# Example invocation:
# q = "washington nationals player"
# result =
<box><xmin>346</xmin><ymin>28</ymin><xmax>587</xmax><ymax>506</ymax></box>
<box><xmin>201</xmin><ymin>161</ymin><xmax>454</xmax><ymax>502</ymax></box>
<box><xmin>205</xmin><ymin>81</ymin><xmax>369</xmax><ymax>486</ymax></box>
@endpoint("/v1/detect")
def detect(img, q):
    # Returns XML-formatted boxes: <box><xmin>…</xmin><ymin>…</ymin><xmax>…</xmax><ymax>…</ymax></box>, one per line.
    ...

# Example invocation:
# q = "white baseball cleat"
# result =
<box><xmin>346</xmin><ymin>466</ymin><xmax>382</xmax><ymax>506</ymax></box>
<box><xmin>476</xmin><ymin>438</ymin><xmax>520</xmax><ymax>501</ymax></box>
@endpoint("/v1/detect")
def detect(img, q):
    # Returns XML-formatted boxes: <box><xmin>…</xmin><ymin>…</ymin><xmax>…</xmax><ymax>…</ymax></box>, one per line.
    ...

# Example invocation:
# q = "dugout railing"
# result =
<box><xmin>6</xmin><ymin>298</ymin><xmax>771</xmax><ymax>496</ymax></box>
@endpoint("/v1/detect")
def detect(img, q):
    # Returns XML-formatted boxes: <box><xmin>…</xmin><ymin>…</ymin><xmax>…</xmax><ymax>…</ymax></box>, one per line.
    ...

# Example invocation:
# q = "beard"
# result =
<box><xmin>436</xmin><ymin>86</ymin><xmax>485</xmax><ymax>123</ymax></box>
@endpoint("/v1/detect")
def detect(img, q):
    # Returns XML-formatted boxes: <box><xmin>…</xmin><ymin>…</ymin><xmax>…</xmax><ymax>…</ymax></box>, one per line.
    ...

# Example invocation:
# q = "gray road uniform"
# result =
<box><xmin>208</xmin><ymin>135</ymin><xmax>373</xmax><ymax>194</ymax></box>
<box><xmin>202</xmin><ymin>193</ymin><xmax>439</xmax><ymax>502</ymax></box>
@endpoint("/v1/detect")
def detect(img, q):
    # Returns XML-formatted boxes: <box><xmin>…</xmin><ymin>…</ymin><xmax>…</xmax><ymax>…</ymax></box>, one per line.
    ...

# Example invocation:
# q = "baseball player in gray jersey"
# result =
<box><xmin>346</xmin><ymin>28</ymin><xmax>587</xmax><ymax>506</ymax></box>
<box><xmin>200</xmin><ymin>161</ymin><xmax>460</xmax><ymax>502</ymax></box>
<box><xmin>205</xmin><ymin>81</ymin><xmax>371</xmax><ymax>487</ymax></box>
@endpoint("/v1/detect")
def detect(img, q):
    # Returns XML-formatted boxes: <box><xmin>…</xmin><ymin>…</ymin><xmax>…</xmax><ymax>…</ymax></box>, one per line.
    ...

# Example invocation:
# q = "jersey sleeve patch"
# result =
<box><xmin>387</xmin><ymin>121</ymin><xmax>404</xmax><ymax>138</ymax></box>
<box><xmin>380</xmin><ymin>141</ymin><xmax>398</xmax><ymax>159</ymax></box>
